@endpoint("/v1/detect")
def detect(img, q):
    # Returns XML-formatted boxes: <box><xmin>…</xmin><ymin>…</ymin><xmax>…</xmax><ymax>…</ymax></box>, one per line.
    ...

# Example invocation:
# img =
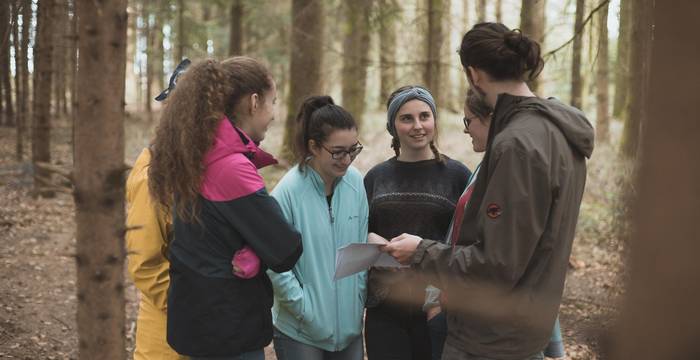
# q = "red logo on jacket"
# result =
<box><xmin>486</xmin><ymin>203</ymin><xmax>502</xmax><ymax>219</ymax></box>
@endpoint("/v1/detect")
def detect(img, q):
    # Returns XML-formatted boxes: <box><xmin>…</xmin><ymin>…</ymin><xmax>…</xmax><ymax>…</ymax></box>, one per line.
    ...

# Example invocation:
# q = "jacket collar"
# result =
<box><xmin>203</xmin><ymin>117</ymin><xmax>278</xmax><ymax>169</ymax></box>
<box><xmin>302</xmin><ymin>162</ymin><xmax>342</xmax><ymax>196</ymax></box>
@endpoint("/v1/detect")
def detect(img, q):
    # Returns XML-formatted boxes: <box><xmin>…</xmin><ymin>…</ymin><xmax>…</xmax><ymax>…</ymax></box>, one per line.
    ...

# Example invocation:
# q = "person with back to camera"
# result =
<box><xmin>268</xmin><ymin>96</ymin><xmax>368</xmax><ymax>360</ymax></box>
<box><xmin>148</xmin><ymin>56</ymin><xmax>303</xmax><ymax>360</ymax></box>
<box><xmin>363</xmin><ymin>85</ymin><xmax>471</xmax><ymax>360</ymax></box>
<box><xmin>462</xmin><ymin>89</ymin><xmax>566</xmax><ymax>360</ymax></box>
<box><xmin>381</xmin><ymin>23</ymin><xmax>594</xmax><ymax>360</ymax></box>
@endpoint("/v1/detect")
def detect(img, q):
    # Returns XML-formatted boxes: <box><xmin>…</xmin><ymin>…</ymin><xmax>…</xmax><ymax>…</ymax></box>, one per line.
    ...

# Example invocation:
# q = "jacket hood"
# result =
<box><xmin>203</xmin><ymin>117</ymin><xmax>278</xmax><ymax>168</ymax></box>
<box><xmin>495</xmin><ymin>94</ymin><xmax>595</xmax><ymax>158</ymax></box>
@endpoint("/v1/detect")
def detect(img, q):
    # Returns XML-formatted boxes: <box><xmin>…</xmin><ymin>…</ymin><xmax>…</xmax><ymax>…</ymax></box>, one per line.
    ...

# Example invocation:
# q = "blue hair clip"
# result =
<box><xmin>155</xmin><ymin>58</ymin><xmax>191</xmax><ymax>101</ymax></box>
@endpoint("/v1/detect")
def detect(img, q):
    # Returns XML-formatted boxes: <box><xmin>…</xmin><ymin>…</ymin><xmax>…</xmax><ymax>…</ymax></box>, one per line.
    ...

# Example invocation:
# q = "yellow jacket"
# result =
<box><xmin>125</xmin><ymin>148</ymin><xmax>186</xmax><ymax>360</ymax></box>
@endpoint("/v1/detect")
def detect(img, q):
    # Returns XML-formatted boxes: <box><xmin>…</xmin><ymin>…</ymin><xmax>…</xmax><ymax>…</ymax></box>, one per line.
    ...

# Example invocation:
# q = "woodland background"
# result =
<box><xmin>1</xmin><ymin>0</ymin><xmax>698</xmax><ymax>359</ymax></box>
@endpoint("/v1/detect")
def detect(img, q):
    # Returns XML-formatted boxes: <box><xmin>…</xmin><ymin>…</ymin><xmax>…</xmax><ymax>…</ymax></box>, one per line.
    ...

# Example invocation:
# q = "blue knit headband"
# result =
<box><xmin>386</xmin><ymin>87</ymin><xmax>437</xmax><ymax>137</ymax></box>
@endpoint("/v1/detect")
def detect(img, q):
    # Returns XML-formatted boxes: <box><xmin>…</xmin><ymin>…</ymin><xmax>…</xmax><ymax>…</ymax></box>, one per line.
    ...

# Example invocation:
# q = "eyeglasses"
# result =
<box><xmin>462</xmin><ymin>112</ymin><xmax>492</xmax><ymax>130</ymax></box>
<box><xmin>320</xmin><ymin>142</ymin><xmax>363</xmax><ymax>160</ymax></box>
<box><xmin>462</xmin><ymin>115</ymin><xmax>479</xmax><ymax>130</ymax></box>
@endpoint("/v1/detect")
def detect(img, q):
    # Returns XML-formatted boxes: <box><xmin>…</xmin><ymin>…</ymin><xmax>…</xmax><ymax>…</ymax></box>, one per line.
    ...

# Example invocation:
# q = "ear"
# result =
<box><xmin>248</xmin><ymin>93</ymin><xmax>260</xmax><ymax>114</ymax></box>
<box><xmin>308</xmin><ymin>139</ymin><xmax>321</xmax><ymax>157</ymax></box>
<box><xmin>466</xmin><ymin>66</ymin><xmax>480</xmax><ymax>87</ymax></box>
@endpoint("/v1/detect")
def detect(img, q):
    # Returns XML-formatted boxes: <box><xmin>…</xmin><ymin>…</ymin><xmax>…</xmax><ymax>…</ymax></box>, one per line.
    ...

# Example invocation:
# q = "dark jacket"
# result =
<box><xmin>412</xmin><ymin>94</ymin><xmax>594</xmax><ymax>359</ymax></box>
<box><xmin>167</xmin><ymin>118</ymin><xmax>303</xmax><ymax>357</ymax></box>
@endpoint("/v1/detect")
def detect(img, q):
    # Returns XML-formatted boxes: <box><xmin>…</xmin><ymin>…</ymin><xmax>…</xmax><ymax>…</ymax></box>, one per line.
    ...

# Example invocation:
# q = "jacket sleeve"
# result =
<box><xmin>413</xmin><ymin>141</ymin><xmax>552</xmax><ymax>287</ymax></box>
<box><xmin>266</xmin><ymin>184</ymin><xmax>305</xmax><ymax>319</ymax></box>
<box><xmin>211</xmin><ymin>188</ymin><xmax>303</xmax><ymax>273</ymax></box>
<box><xmin>125</xmin><ymin>152</ymin><xmax>171</xmax><ymax>311</ymax></box>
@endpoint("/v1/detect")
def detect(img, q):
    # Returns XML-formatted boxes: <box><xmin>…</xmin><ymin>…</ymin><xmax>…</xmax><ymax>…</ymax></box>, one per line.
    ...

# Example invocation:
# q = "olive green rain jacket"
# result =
<box><xmin>413</xmin><ymin>94</ymin><xmax>594</xmax><ymax>360</ymax></box>
<box><xmin>125</xmin><ymin>148</ymin><xmax>186</xmax><ymax>360</ymax></box>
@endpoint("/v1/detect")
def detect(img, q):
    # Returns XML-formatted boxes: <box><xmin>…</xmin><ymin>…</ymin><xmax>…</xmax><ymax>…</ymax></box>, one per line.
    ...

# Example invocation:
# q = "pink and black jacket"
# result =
<box><xmin>166</xmin><ymin>118</ymin><xmax>303</xmax><ymax>357</ymax></box>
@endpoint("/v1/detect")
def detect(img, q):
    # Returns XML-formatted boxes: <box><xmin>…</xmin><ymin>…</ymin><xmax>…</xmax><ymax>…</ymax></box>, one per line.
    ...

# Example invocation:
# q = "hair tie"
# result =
<box><xmin>155</xmin><ymin>58</ymin><xmax>191</xmax><ymax>101</ymax></box>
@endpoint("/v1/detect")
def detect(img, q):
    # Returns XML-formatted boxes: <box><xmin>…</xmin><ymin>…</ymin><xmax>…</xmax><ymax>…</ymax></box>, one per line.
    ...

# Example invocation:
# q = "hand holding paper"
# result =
<box><xmin>382</xmin><ymin>233</ymin><xmax>422</xmax><ymax>265</ymax></box>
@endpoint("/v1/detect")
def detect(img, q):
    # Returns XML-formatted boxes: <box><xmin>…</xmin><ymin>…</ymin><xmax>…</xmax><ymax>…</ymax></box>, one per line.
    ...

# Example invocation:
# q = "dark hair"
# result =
<box><xmin>459</xmin><ymin>22</ymin><xmax>544</xmax><ymax>82</ymax></box>
<box><xmin>149</xmin><ymin>56</ymin><xmax>273</xmax><ymax>223</ymax></box>
<box><xmin>294</xmin><ymin>96</ymin><xmax>357</xmax><ymax>169</ymax></box>
<box><xmin>466</xmin><ymin>88</ymin><xmax>493</xmax><ymax>123</ymax></box>
<box><xmin>386</xmin><ymin>85</ymin><xmax>443</xmax><ymax>163</ymax></box>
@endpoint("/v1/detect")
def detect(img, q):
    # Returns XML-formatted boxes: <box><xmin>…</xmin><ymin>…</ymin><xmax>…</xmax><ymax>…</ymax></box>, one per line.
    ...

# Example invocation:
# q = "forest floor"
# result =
<box><xmin>0</xmin><ymin>109</ymin><xmax>625</xmax><ymax>359</ymax></box>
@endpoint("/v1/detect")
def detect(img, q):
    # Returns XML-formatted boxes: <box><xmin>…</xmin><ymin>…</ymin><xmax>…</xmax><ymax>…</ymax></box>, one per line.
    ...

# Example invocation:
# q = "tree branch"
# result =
<box><xmin>544</xmin><ymin>0</ymin><xmax>611</xmax><ymax>59</ymax></box>
<box><xmin>35</xmin><ymin>161</ymin><xmax>74</xmax><ymax>184</ymax></box>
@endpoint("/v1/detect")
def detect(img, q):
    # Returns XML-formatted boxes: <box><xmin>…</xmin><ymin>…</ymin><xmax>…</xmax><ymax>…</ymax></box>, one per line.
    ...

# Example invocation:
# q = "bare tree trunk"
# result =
<box><xmin>282</xmin><ymin>0</ymin><xmax>324</xmax><ymax>162</ymax></box>
<box><xmin>614</xmin><ymin>3</ymin><xmax>700</xmax><ymax>359</ymax></box>
<box><xmin>33</xmin><ymin>0</ymin><xmax>56</xmax><ymax>197</ymax></box>
<box><xmin>154</xmin><ymin>0</ymin><xmax>164</xmax><ymax>94</ymax></box>
<box><xmin>68</xmin><ymin>0</ymin><xmax>78</xmax><ymax>118</ymax></box>
<box><xmin>570</xmin><ymin>0</ymin><xmax>585</xmax><ymax>109</ymax></box>
<box><xmin>495</xmin><ymin>0</ymin><xmax>503</xmax><ymax>22</ymax></box>
<box><xmin>341</xmin><ymin>0</ymin><xmax>371</xmax><ymax>128</ymax></box>
<box><xmin>144</xmin><ymin>2</ymin><xmax>152</xmax><ymax>113</ymax></box>
<box><xmin>476</xmin><ymin>0</ymin><xmax>486</xmax><ymax>22</ymax></box>
<box><xmin>20</xmin><ymin>0</ymin><xmax>31</xmax><ymax>137</ymax></box>
<box><xmin>12</xmin><ymin>0</ymin><xmax>23</xmax><ymax>159</ymax></box>
<box><xmin>229</xmin><ymin>0</ymin><xmax>243</xmax><ymax>56</ymax></box>
<box><xmin>53</xmin><ymin>0</ymin><xmax>69</xmax><ymax>118</ymax></box>
<box><xmin>613</xmin><ymin>0</ymin><xmax>630</xmax><ymax>118</ymax></box>
<box><xmin>378</xmin><ymin>0</ymin><xmax>398</xmax><ymax>106</ymax></box>
<box><xmin>1</xmin><ymin>0</ymin><xmax>14</xmax><ymax>127</ymax></box>
<box><xmin>459</xmin><ymin>0</ymin><xmax>470</xmax><ymax>103</ymax></box>
<box><xmin>424</xmin><ymin>0</ymin><xmax>444</xmax><ymax>106</ymax></box>
<box><xmin>620</xmin><ymin>0</ymin><xmax>652</xmax><ymax>158</ymax></box>
<box><xmin>74</xmin><ymin>0</ymin><xmax>127</xmax><ymax>357</ymax></box>
<box><xmin>595</xmin><ymin>1</ymin><xmax>609</xmax><ymax>143</ymax></box>
<box><xmin>175</xmin><ymin>0</ymin><xmax>185</xmax><ymax>62</ymax></box>
<box><xmin>520</xmin><ymin>0</ymin><xmax>546</xmax><ymax>93</ymax></box>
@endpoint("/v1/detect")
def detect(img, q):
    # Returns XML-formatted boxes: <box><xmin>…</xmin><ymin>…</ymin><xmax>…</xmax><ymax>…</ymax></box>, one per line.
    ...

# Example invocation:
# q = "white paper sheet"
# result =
<box><xmin>334</xmin><ymin>243</ymin><xmax>406</xmax><ymax>280</ymax></box>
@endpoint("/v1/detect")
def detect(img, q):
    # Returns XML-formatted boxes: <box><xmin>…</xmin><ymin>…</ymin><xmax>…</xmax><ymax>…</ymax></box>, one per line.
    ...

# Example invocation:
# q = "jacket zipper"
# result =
<box><xmin>328</xmin><ymin>205</ymin><xmax>334</xmax><ymax>224</ymax></box>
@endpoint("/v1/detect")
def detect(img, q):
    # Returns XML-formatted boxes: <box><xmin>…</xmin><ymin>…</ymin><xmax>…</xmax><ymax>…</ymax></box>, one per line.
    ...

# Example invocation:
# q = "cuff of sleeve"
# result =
<box><xmin>412</xmin><ymin>239</ymin><xmax>436</xmax><ymax>266</ymax></box>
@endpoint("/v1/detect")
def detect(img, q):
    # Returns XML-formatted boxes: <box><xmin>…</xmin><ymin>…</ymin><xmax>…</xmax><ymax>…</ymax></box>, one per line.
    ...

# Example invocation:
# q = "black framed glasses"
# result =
<box><xmin>463</xmin><ymin>115</ymin><xmax>479</xmax><ymax>130</ymax></box>
<box><xmin>320</xmin><ymin>142</ymin><xmax>363</xmax><ymax>160</ymax></box>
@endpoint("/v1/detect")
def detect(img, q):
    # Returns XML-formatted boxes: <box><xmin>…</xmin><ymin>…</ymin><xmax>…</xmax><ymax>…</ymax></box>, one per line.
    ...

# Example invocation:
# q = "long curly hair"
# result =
<box><xmin>148</xmin><ymin>57</ymin><xmax>273</xmax><ymax>223</ymax></box>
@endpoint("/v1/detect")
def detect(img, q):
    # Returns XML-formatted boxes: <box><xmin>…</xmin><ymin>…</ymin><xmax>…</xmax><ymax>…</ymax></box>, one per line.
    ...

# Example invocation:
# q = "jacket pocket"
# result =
<box><xmin>299</xmin><ymin>284</ymin><xmax>334</xmax><ymax>342</ymax></box>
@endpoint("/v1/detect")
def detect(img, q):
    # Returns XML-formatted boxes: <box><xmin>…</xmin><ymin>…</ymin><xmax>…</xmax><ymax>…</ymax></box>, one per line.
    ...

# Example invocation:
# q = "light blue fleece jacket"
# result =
<box><xmin>268</xmin><ymin>165</ymin><xmax>368</xmax><ymax>352</ymax></box>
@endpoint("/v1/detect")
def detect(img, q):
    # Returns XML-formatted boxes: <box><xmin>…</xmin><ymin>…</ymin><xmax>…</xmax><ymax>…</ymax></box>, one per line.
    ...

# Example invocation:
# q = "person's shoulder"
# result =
<box><xmin>365</xmin><ymin>158</ymin><xmax>396</xmax><ymax>179</ymax></box>
<box><xmin>201</xmin><ymin>153</ymin><xmax>264</xmax><ymax>202</ymax></box>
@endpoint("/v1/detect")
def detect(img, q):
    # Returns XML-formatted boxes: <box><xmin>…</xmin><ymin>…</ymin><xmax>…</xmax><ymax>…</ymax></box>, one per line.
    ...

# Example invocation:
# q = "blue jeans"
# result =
<box><xmin>273</xmin><ymin>328</ymin><xmax>364</xmax><ymax>360</ymax></box>
<box><xmin>190</xmin><ymin>349</ymin><xmax>264</xmax><ymax>360</ymax></box>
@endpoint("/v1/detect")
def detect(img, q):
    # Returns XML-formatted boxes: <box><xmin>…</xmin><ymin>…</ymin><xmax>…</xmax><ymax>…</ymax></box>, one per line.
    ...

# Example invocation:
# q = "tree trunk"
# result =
<box><xmin>1</xmin><ymin>0</ymin><xmax>14</xmax><ymax>127</ymax></box>
<box><xmin>620</xmin><ymin>0</ymin><xmax>652</xmax><ymax>158</ymax></box>
<box><xmin>12</xmin><ymin>0</ymin><xmax>22</xmax><ymax>159</ymax></box>
<box><xmin>595</xmin><ymin>1</ymin><xmax>609</xmax><ymax>143</ymax></box>
<box><xmin>476</xmin><ymin>0</ymin><xmax>486</xmax><ymax>22</ymax></box>
<box><xmin>570</xmin><ymin>0</ymin><xmax>585</xmax><ymax>109</ymax></box>
<box><xmin>33</xmin><ymin>0</ymin><xmax>56</xmax><ymax>197</ymax></box>
<box><xmin>613</xmin><ymin>0</ymin><xmax>631</xmax><ymax>118</ymax></box>
<box><xmin>154</xmin><ymin>1</ymin><xmax>164</xmax><ymax>94</ymax></box>
<box><xmin>495</xmin><ymin>0</ymin><xmax>502</xmax><ymax>22</ymax></box>
<box><xmin>614</xmin><ymin>3</ymin><xmax>700</xmax><ymax>359</ymax></box>
<box><xmin>53</xmin><ymin>0</ymin><xmax>69</xmax><ymax>118</ymax></box>
<box><xmin>620</xmin><ymin>1</ymin><xmax>652</xmax><ymax>158</ymax></box>
<box><xmin>144</xmin><ymin>2</ymin><xmax>152</xmax><ymax>113</ymax></box>
<box><xmin>520</xmin><ymin>0</ymin><xmax>546</xmax><ymax>93</ymax></box>
<box><xmin>69</xmin><ymin>0</ymin><xmax>78</xmax><ymax>118</ymax></box>
<box><xmin>459</xmin><ymin>0</ymin><xmax>470</xmax><ymax>105</ymax></box>
<box><xmin>378</xmin><ymin>0</ymin><xmax>398</xmax><ymax>106</ymax></box>
<box><xmin>20</xmin><ymin>0</ymin><xmax>31</xmax><ymax>138</ymax></box>
<box><xmin>229</xmin><ymin>0</ymin><xmax>243</xmax><ymax>56</ymax></box>
<box><xmin>74</xmin><ymin>0</ymin><xmax>127</xmax><ymax>357</ymax></box>
<box><xmin>341</xmin><ymin>0</ymin><xmax>371</xmax><ymax>128</ymax></box>
<box><xmin>282</xmin><ymin>0</ymin><xmax>324</xmax><ymax>162</ymax></box>
<box><xmin>424</xmin><ymin>0</ymin><xmax>444</xmax><ymax>107</ymax></box>
<box><xmin>175</xmin><ymin>0</ymin><xmax>185</xmax><ymax>62</ymax></box>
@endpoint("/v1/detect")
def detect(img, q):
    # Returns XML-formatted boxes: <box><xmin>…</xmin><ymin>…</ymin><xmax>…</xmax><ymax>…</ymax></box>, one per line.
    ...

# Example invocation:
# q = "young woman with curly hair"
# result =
<box><xmin>148</xmin><ymin>56</ymin><xmax>303</xmax><ymax>360</ymax></box>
